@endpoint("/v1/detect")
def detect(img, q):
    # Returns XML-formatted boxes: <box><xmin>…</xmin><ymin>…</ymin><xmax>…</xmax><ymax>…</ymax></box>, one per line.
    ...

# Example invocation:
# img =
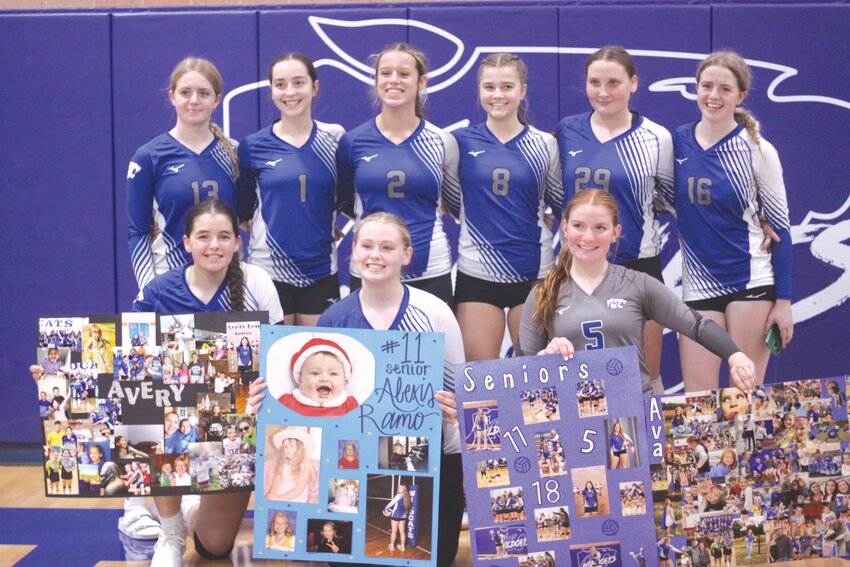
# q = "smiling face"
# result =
<box><xmin>298</xmin><ymin>352</ymin><xmax>347</xmax><ymax>403</ymax></box>
<box><xmin>719</xmin><ymin>388</ymin><xmax>749</xmax><ymax>420</ymax></box>
<box><xmin>169</xmin><ymin>70</ymin><xmax>221</xmax><ymax>128</ymax></box>
<box><xmin>696</xmin><ymin>65</ymin><xmax>747</xmax><ymax>128</ymax></box>
<box><xmin>270</xmin><ymin>58</ymin><xmax>317</xmax><ymax>120</ymax></box>
<box><xmin>273</xmin><ymin>514</ymin><xmax>290</xmax><ymax>534</ymax></box>
<box><xmin>179</xmin><ymin>419</ymin><xmax>192</xmax><ymax>434</ymax></box>
<box><xmin>226</xmin><ymin>427</ymin><xmax>237</xmax><ymax>441</ymax></box>
<box><xmin>322</xmin><ymin>523</ymin><xmax>335</xmax><ymax>540</ymax></box>
<box><xmin>375</xmin><ymin>50</ymin><xmax>426</xmax><ymax>112</ymax></box>
<box><xmin>164</xmin><ymin>412</ymin><xmax>179</xmax><ymax>435</ymax></box>
<box><xmin>585</xmin><ymin>59</ymin><xmax>636</xmax><ymax>120</ymax></box>
<box><xmin>353</xmin><ymin>219</ymin><xmax>412</xmax><ymax>285</ymax></box>
<box><xmin>183</xmin><ymin>212</ymin><xmax>240</xmax><ymax>276</ymax></box>
<box><xmin>478</xmin><ymin>64</ymin><xmax>526</xmax><ymax>123</ymax></box>
<box><xmin>562</xmin><ymin>203</ymin><xmax>621</xmax><ymax>267</ymax></box>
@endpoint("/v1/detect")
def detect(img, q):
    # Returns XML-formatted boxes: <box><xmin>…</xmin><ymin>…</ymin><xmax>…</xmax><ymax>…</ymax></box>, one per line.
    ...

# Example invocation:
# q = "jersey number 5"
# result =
<box><xmin>581</xmin><ymin>320</ymin><xmax>604</xmax><ymax>350</ymax></box>
<box><xmin>387</xmin><ymin>170</ymin><xmax>406</xmax><ymax>199</ymax></box>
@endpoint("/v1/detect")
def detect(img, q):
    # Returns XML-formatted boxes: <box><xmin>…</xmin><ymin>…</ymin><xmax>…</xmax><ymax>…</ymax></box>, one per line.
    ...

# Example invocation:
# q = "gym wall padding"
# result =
<box><xmin>3</xmin><ymin>3</ymin><xmax>849</xmax><ymax>443</ymax></box>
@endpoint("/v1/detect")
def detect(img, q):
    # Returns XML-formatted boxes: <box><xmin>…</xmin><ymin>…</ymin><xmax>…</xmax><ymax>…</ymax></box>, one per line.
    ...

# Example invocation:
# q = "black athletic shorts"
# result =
<box><xmin>686</xmin><ymin>285</ymin><xmax>776</xmax><ymax>312</ymax></box>
<box><xmin>454</xmin><ymin>271</ymin><xmax>535</xmax><ymax>309</ymax></box>
<box><xmin>274</xmin><ymin>273</ymin><xmax>340</xmax><ymax>316</ymax></box>
<box><xmin>350</xmin><ymin>272</ymin><xmax>454</xmax><ymax>308</ymax></box>
<box><xmin>619</xmin><ymin>255</ymin><xmax>664</xmax><ymax>283</ymax></box>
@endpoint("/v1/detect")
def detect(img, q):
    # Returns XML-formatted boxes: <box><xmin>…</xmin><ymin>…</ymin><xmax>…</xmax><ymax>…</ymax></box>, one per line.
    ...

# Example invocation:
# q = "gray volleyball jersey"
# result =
<box><xmin>518</xmin><ymin>264</ymin><xmax>736</xmax><ymax>393</ymax></box>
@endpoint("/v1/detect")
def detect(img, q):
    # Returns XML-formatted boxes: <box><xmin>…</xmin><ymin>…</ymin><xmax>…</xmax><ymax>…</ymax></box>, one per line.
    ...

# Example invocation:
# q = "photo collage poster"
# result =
<box><xmin>35</xmin><ymin>311</ymin><xmax>266</xmax><ymax>497</ymax></box>
<box><xmin>646</xmin><ymin>377</ymin><xmax>850</xmax><ymax>564</ymax></box>
<box><xmin>456</xmin><ymin>345</ymin><xmax>655</xmax><ymax>566</ymax></box>
<box><xmin>254</xmin><ymin>326</ymin><xmax>444</xmax><ymax>566</ymax></box>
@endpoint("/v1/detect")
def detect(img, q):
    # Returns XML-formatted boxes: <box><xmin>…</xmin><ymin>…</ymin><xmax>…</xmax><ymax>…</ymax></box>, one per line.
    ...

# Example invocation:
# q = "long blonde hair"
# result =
<box><xmin>532</xmin><ymin>189</ymin><xmax>619</xmax><ymax>334</ymax></box>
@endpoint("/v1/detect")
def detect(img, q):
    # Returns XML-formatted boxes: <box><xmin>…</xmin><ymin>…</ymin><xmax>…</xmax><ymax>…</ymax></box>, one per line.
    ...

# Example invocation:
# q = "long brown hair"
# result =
<box><xmin>532</xmin><ymin>189</ymin><xmax>619</xmax><ymax>334</ymax></box>
<box><xmin>696</xmin><ymin>51</ymin><xmax>760</xmax><ymax>144</ymax></box>
<box><xmin>183</xmin><ymin>200</ymin><xmax>245</xmax><ymax>311</ymax></box>
<box><xmin>371</xmin><ymin>43</ymin><xmax>428</xmax><ymax>118</ymax></box>
<box><xmin>477</xmin><ymin>53</ymin><xmax>531</xmax><ymax>125</ymax></box>
<box><xmin>169</xmin><ymin>57</ymin><xmax>239</xmax><ymax>178</ymax></box>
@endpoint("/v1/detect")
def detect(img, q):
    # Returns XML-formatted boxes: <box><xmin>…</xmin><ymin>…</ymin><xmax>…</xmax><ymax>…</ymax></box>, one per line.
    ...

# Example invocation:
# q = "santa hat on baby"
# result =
<box><xmin>290</xmin><ymin>338</ymin><xmax>353</xmax><ymax>384</ymax></box>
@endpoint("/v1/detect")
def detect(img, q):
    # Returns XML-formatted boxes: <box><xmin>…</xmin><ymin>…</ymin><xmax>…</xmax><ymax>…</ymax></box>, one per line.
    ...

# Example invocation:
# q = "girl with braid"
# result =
<box><xmin>127</xmin><ymin>57</ymin><xmax>239</xmax><ymax>290</ymax></box>
<box><xmin>131</xmin><ymin>199</ymin><xmax>282</xmax><ymax>565</ymax></box>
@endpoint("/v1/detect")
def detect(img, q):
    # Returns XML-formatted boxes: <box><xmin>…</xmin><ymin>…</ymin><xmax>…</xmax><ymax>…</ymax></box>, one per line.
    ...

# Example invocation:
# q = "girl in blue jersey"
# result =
<box><xmin>557</xmin><ymin>47</ymin><xmax>674</xmax><ymax>391</ymax></box>
<box><xmin>134</xmin><ymin>200</ymin><xmax>283</xmax><ymax>565</ymax></box>
<box><xmin>318</xmin><ymin>212</ymin><xmax>465</xmax><ymax>567</ymax></box>
<box><xmin>238</xmin><ymin>54</ymin><xmax>344</xmax><ymax>325</ymax></box>
<box><xmin>674</xmin><ymin>51</ymin><xmax>793</xmax><ymax>391</ymax></box>
<box><xmin>454</xmin><ymin>53</ymin><xmax>563</xmax><ymax>361</ymax></box>
<box><xmin>336</xmin><ymin>43</ymin><xmax>460</xmax><ymax>304</ymax></box>
<box><xmin>383</xmin><ymin>482</ymin><xmax>411</xmax><ymax>552</ymax></box>
<box><xmin>609</xmin><ymin>421</ymin><xmax>635</xmax><ymax>469</ymax></box>
<box><xmin>127</xmin><ymin>57</ymin><xmax>239</xmax><ymax>291</ymax></box>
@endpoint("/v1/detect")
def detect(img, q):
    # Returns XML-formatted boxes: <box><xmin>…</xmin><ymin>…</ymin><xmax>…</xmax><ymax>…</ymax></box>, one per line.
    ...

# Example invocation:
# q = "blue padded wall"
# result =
<box><xmin>2</xmin><ymin>3</ymin><xmax>849</xmax><ymax>443</ymax></box>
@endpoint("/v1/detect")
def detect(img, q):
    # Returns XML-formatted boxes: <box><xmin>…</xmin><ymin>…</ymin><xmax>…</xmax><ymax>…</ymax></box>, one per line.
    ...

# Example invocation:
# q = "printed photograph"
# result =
<box><xmin>378</xmin><ymin>435</ymin><xmax>429</xmax><ymax>472</ymax></box>
<box><xmin>265</xmin><ymin>331</ymin><xmax>375</xmax><ymax>418</ymax></box>
<box><xmin>533</xmin><ymin>505</ymin><xmax>570</xmax><ymax>542</ymax></box>
<box><xmin>462</xmin><ymin>401</ymin><xmax>500</xmax><ymax>451</ymax></box>
<box><xmin>475</xmin><ymin>458</ymin><xmax>509</xmax><ymax>488</ymax></box>
<box><xmin>520</xmin><ymin>386</ymin><xmax>560</xmax><ymax>424</ymax></box>
<box><xmin>364</xmin><ymin>473</ymin><xmax>433</xmax><ymax>560</ymax></box>
<box><xmin>262</xmin><ymin>425</ymin><xmax>321</xmax><ymax>503</ymax></box>
<box><xmin>575</xmin><ymin>379</ymin><xmax>607</xmax><ymax>418</ymax></box>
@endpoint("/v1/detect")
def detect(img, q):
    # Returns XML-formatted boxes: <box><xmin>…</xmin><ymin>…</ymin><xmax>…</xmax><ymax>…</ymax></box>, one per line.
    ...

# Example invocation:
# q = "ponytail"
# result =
<box><xmin>532</xmin><ymin>245</ymin><xmax>573</xmax><ymax>335</ymax></box>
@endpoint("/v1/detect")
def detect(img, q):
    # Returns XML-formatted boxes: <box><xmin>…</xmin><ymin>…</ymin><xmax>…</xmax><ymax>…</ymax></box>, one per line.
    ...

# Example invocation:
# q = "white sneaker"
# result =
<box><xmin>151</xmin><ymin>520</ymin><xmax>186</xmax><ymax>567</ymax></box>
<box><xmin>117</xmin><ymin>509</ymin><xmax>161</xmax><ymax>540</ymax></box>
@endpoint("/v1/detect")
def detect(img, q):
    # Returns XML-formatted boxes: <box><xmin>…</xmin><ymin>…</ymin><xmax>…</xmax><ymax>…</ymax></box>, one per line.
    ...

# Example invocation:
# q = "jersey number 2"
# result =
<box><xmin>387</xmin><ymin>170</ymin><xmax>406</xmax><ymax>199</ymax></box>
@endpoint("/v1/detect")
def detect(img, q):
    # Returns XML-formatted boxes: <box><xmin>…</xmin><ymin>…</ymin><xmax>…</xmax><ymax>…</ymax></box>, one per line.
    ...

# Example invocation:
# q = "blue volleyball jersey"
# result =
<box><xmin>673</xmin><ymin>123</ymin><xmax>791</xmax><ymax>301</ymax></box>
<box><xmin>557</xmin><ymin>112</ymin><xmax>674</xmax><ymax>262</ymax></box>
<box><xmin>132</xmin><ymin>262</ymin><xmax>283</xmax><ymax>324</ymax></box>
<box><xmin>454</xmin><ymin>123</ymin><xmax>563</xmax><ymax>282</ymax></box>
<box><xmin>336</xmin><ymin>119</ymin><xmax>461</xmax><ymax>280</ymax></box>
<box><xmin>127</xmin><ymin>133</ymin><xmax>238</xmax><ymax>289</ymax></box>
<box><xmin>318</xmin><ymin>285</ymin><xmax>465</xmax><ymax>454</ymax></box>
<box><xmin>237</xmin><ymin>121</ymin><xmax>343</xmax><ymax>287</ymax></box>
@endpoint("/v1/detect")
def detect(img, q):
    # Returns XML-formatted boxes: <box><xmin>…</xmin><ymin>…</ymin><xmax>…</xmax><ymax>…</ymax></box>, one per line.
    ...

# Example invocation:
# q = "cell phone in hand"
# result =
<box><xmin>765</xmin><ymin>323</ymin><xmax>782</xmax><ymax>355</ymax></box>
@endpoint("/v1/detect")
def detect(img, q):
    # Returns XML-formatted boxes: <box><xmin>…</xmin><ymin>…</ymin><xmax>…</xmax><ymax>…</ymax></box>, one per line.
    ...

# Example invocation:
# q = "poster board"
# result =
<box><xmin>646</xmin><ymin>377</ymin><xmax>850</xmax><ymax>564</ymax></box>
<box><xmin>254</xmin><ymin>325</ymin><xmax>444</xmax><ymax>565</ymax></box>
<box><xmin>456</xmin><ymin>345</ymin><xmax>655</xmax><ymax>565</ymax></box>
<box><xmin>35</xmin><ymin>312</ymin><xmax>265</xmax><ymax>497</ymax></box>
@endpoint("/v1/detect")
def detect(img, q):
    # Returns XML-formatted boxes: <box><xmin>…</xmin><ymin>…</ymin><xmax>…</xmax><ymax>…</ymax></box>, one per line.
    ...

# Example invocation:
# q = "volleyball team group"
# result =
<box><xmin>121</xmin><ymin>40</ymin><xmax>793</xmax><ymax>566</ymax></box>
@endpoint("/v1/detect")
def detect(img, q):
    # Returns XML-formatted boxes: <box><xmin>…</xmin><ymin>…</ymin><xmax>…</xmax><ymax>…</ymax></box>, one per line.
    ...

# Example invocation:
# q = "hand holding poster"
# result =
<box><xmin>35</xmin><ymin>312</ymin><xmax>264</xmax><ymax>497</ymax></box>
<box><xmin>254</xmin><ymin>325</ymin><xmax>444</xmax><ymax>565</ymax></box>
<box><xmin>456</xmin><ymin>345</ymin><xmax>656</xmax><ymax>565</ymax></box>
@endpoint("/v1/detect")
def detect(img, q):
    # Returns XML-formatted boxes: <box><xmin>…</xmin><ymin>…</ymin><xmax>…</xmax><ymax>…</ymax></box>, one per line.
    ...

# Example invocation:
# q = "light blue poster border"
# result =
<box><xmin>254</xmin><ymin>324</ymin><xmax>443</xmax><ymax>565</ymax></box>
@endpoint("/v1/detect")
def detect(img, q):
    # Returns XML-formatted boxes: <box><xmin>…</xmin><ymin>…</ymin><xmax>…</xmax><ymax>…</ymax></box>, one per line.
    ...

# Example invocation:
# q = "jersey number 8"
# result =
<box><xmin>492</xmin><ymin>168</ymin><xmax>511</xmax><ymax>196</ymax></box>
